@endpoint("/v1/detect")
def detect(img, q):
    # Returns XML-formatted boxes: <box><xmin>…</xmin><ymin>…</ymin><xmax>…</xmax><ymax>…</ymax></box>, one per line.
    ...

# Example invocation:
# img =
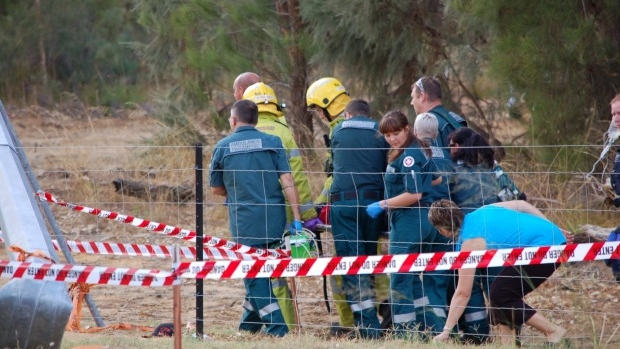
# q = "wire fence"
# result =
<box><xmin>1</xmin><ymin>141</ymin><xmax>619</xmax><ymax>348</ymax></box>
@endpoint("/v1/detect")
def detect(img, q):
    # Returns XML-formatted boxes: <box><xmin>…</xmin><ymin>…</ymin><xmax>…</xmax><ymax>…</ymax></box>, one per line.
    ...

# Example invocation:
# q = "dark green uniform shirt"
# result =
<box><xmin>330</xmin><ymin>116</ymin><xmax>389</xmax><ymax>195</ymax></box>
<box><xmin>209</xmin><ymin>126</ymin><xmax>290</xmax><ymax>246</ymax></box>
<box><xmin>385</xmin><ymin>145</ymin><xmax>434</xmax><ymax>206</ymax></box>
<box><xmin>424</xmin><ymin>138</ymin><xmax>453</xmax><ymax>202</ymax></box>
<box><xmin>428</xmin><ymin>105</ymin><xmax>467</xmax><ymax>148</ymax></box>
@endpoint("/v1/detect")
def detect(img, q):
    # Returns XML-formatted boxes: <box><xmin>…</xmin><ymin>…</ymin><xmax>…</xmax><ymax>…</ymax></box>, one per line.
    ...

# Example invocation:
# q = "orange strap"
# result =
<box><xmin>65</xmin><ymin>282</ymin><xmax>153</xmax><ymax>333</ymax></box>
<box><xmin>9</xmin><ymin>245</ymin><xmax>56</xmax><ymax>263</ymax></box>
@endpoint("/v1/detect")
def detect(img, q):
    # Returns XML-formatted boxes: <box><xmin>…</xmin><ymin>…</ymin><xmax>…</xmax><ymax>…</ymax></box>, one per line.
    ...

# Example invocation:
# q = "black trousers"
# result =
<box><xmin>489</xmin><ymin>263</ymin><xmax>559</xmax><ymax>328</ymax></box>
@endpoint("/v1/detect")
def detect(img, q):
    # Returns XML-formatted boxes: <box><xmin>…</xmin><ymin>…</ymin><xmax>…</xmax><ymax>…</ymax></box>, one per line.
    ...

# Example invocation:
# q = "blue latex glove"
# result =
<box><xmin>289</xmin><ymin>220</ymin><xmax>303</xmax><ymax>235</ymax></box>
<box><xmin>303</xmin><ymin>217</ymin><xmax>323</xmax><ymax>232</ymax></box>
<box><xmin>366</xmin><ymin>201</ymin><xmax>384</xmax><ymax>219</ymax></box>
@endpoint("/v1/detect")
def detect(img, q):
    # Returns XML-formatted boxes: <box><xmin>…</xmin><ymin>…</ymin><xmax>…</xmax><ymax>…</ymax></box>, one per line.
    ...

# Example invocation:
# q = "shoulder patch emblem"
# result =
<box><xmin>403</xmin><ymin>156</ymin><xmax>415</xmax><ymax>167</ymax></box>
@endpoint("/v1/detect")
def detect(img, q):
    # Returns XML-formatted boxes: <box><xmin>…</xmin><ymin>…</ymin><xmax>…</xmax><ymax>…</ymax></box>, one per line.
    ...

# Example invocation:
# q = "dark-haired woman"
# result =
<box><xmin>365</xmin><ymin>110</ymin><xmax>448</xmax><ymax>337</ymax></box>
<box><xmin>447</xmin><ymin>127</ymin><xmax>499</xmax><ymax>213</ymax></box>
<box><xmin>444</xmin><ymin>127</ymin><xmax>500</xmax><ymax>344</ymax></box>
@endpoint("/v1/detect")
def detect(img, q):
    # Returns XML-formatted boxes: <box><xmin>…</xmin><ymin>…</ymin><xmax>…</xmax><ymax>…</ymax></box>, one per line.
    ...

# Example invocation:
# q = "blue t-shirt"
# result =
<box><xmin>457</xmin><ymin>205</ymin><xmax>566</xmax><ymax>250</ymax></box>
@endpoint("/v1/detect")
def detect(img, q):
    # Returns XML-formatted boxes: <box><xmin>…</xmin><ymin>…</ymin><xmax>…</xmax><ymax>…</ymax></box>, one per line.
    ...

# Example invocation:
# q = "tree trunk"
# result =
<box><xmin>34</xmin><ymin>0</ymin><xmax>47</xmax><ymax>87</ymax></box>
<box><xmin>275</xmin><ymin>0</ymin><xmax>313</xmax><ymax>152</ymax></box>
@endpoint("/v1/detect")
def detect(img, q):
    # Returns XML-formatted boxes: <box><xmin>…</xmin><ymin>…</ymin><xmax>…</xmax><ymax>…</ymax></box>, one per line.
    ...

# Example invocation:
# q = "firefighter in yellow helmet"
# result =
<box><xmin>306</xmin><ymin>77</ymin><xmax>349</xmax><ymax>205</ymax></box>
<box><xmin>306</xmin><ymin>77</ymin><xmax>390</xmax><ymax>335</ymax></box>
<box><xmin>243</xmin><ymin>82</ymin><xmax>319</xmax><ymax>330</ymax></box>
<box><xmin>233</xmin><ymin>72</ymin><xmax>288</xmax><ymax>125</ymax></box>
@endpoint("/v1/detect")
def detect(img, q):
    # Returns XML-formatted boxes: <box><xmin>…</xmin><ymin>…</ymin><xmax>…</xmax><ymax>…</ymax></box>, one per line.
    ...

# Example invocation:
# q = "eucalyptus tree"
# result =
<box><xmin>298</xmin><ymin>0</ymin><xmax>505</xmax><ymax>144</ymax></box>
<box><xmin>446</xmin><ymin>0</ymin><xmax>620</xmax><ymax>168</ymax></box>
<box><xmin>134</xmin><ymin>0</ymin><xmax>315</xmax><ymax>148</ymax></box>
<box><xmin>0</xmin><ymin>0</ymin><xmax>145</xmax><ymax>106</ymax></box>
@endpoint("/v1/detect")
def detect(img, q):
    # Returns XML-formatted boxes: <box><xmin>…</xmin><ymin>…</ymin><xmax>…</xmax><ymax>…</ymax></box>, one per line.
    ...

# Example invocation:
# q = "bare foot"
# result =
<box><xmin>546</xmin><ymin>326</ymin><xmax>566</xmax><ymax>343</ymax></box>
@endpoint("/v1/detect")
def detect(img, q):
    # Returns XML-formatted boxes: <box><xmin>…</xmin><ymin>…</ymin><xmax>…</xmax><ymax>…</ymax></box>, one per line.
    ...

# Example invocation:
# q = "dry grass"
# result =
<box><xmin>2</xmin><ymin>104</ymin><xmax>620</xmax><ymax>349</ymax></box>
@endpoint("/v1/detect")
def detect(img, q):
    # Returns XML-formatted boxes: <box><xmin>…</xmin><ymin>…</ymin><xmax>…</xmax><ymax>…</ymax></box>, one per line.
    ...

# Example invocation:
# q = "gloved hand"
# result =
<box><xmin>366</xmin><ymin>201</ymin><xmax>385</xmax><ymax>219</ymax></box>
<box><xmin>289</xmin><ymin>220</ymin><xmax>303</xmax><ymax>235</ymax></box>
<box><xmin>303</xmin><ymin>217</ymin><xmax>323</xmax><ymax>232</ymax></box>
<box><xmin>614</xmin><ymin>197</ymin><xmax>620</xmax><ymax>208</ymax></box>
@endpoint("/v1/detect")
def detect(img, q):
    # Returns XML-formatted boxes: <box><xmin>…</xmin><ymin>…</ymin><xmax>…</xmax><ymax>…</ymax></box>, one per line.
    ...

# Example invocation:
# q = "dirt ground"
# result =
<box><xmin>1</xmin><ymin>106</ymin><xmax>619</xmax><ymax>348</ymax></box>
<box><xmin>0</xmin><ymin>107</ymin><xmax>338</xmax><ymax>340</ymax></box>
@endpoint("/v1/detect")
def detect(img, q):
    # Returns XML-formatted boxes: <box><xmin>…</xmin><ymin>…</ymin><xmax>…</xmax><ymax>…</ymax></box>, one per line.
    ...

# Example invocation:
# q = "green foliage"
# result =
<box><xmin>448</xmin><ymin>0</ymin><xmax>620</xmax><ymax>170</ymax></box>
<box><xmin>133</xmin><ymin>0</ymin><xmax>313</xmax><ymax>139</ymax></box>
<box><xmin>299</xmin><ymin>0</ymin><xmax>438</xmax><ymax>113</ymax></box>
<box><xmin>134</xmin><ymin>0</ymin><xmax>290</xmax><ymax>107</ymax></box>
<box><xmin>2</xmin><ymin>0</ymin><xmax>620</xmax><ymax>172</ymax></box>
<box><xmin>0</xmin><ymin>0</ymin><xmax>148</xmax><ymax>106</ymax></box>
<box><xmin>147</xmin><ymin>86</ymin><xmax>206</xmax><ymax>146</ymax></box>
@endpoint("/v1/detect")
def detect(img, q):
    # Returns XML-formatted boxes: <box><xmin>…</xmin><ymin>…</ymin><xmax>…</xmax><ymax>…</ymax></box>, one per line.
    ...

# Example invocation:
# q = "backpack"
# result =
<box><xmin>494</xmin><ymin>161</ymin><xmax>526</xmax><ymax>201</ymax></box>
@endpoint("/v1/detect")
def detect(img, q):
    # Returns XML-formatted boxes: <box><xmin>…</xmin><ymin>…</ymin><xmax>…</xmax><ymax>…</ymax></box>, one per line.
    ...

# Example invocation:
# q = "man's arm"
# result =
<box><xmin>280</xmin><ymin>172</ymin><xmax>301</xmax><ymax>221</ymax></box>
<box><xmin>211</xmin><ymin>186</ymin><xmax>226</xmax><ymax>197</ymax></box>
<box><xmin>490</xmin><ymin>200</ymin><xmax>548</xmax><ymax>220</ymax></box>
<box><xmin>490</xmin><ymin>200</ymin><xmax>574</xmax><ymax>243</ymax></box>
<box><xmin>380</xmin><ymin>192</ymin><xmax>422</xmax><ymax>208</ymax></box>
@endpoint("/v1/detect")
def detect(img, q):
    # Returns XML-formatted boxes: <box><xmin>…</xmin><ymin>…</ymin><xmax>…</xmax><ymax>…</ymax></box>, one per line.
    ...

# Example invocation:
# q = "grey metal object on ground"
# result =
<box><xmin>0</xmin><ymin>101</ymin><xmax>72</xmax><ymax>348</ymax></box>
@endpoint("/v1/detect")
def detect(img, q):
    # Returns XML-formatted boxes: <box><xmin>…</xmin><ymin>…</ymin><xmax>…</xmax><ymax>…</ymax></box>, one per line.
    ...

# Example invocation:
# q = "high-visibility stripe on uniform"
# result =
<box><xmin>433</xmin><ymin>307</ymin><xmax>447</xmax><ymax>318</ymax></box>
<box><xmin>350</xmin><ymin>298</ymin><xmax>376</xmax><ymax>312</ymax></box>
<box><xmin>259</xmin><ymin>302</ymin><xmax>281</xmax><ymax>318</ymax></box>
<box><xmin>289</xmin><ymin>149</ymin><xmax>301</xmax><ymax>158</ymax></box>
<box><xmin>464</xmin><ymin>310</ymin><xmax>487</xmax><ymax>322</ymax></box>
<box><xmin>393</xmin><ymin>312</ymin><xmax>415</xmax><ymax>324</ymax></box>
<box><xmin>270</xmin><ymin>278</ymin><xmax>288</xmax><ymax>288</ymax></box>
<box><xmin>414</xmin><ymin>296</ymin><xmax>447</xmax><ymax>318</ymax></box>
<box><xmin>413</xmin><ymin>296</ymin><xmax>430</xmax><ymax>308</ymax></box>
<box><xmin>300</xmin><ymin>201</ymin><xmax>315</xmax><ymax>215</ymax></box>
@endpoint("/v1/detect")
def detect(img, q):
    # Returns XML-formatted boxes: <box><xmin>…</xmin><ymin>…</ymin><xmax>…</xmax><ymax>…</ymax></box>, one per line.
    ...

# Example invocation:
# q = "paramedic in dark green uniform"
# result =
<box><xmin>413</xmin><ymin>112</ymin><xmax>453</xmax><ymax>202</ymax></box>
<box><xmin>368</xmin><ymin>110</ymin><xmax>447</xmax><ymax>337</ymax></box>
<box><xmin>329</xmin><ymin>99</ymin><xmax>388</xmax><ymax>339</ymax></box>
<box><xmin>209</xmin><ymin>100</ymin><xmax>302</xmax><ymax>337</ymax></box>
<box><xmin>410</xmin><ymin>76</ymin><xmax>467</xmax><ymax>148</ymax></box>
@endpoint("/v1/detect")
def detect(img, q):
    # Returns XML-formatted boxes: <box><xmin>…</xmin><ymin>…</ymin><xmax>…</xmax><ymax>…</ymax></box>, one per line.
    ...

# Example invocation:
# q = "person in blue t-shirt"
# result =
<box><xmin>428</xmin><ymin>199</ymin><xmax>573</xmax><ymax>346</ymax></box>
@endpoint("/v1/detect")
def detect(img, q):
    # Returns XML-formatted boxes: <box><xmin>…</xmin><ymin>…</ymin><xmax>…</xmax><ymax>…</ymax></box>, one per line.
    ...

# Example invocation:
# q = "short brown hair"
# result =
<box><xmin>345</xmin><ymin>99</ymin><xmax>371</xmax><ymax>117</ymax></box>
<box><xmin>611</xmin><ymin>93</ymin><xmax>620</xmax><ymax>105</ymax></box>
<box><xmin>428</xmin><ymin>199</ymin><xmax>464</xmax><ymax>233</ymax></box>
<box><xmin>231</xmin><ymin>99</ymin><xmax>258</xmax><ymax>124</ymax></box>
<box><xmin>412</xmin><ymin>76</ymin><xmax>442</xmax><ymax>101</ymax></box>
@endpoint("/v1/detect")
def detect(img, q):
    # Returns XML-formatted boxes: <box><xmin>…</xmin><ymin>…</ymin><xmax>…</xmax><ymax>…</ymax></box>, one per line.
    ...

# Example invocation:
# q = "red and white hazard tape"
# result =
<box><xmin>176</xmin><ymin>242</ymin><xmax>620</xmax><ymax>280</ymax></box>
<box><xmin>4</xmin><ymin>232</ymin><xmax>253</xmax><ymax>260</ymax></box>
<box><xmin>1</xmin><ymin>242</ymin><xmax>618</xmax><ymax>286</ymax></box>
<box><xmin>0</xmin><ymin>260</ymin><xmax>174</xmax><ymax>286</ymax></box>
<box><xmin>36</xmin><ymin>190</ymin><xmax>288</xmax><ymax>259</ymax></box>
<box><xmin>53</xmin><ymin>239</ymin><xmax>257</xmax><ymax>260</ymax></box>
